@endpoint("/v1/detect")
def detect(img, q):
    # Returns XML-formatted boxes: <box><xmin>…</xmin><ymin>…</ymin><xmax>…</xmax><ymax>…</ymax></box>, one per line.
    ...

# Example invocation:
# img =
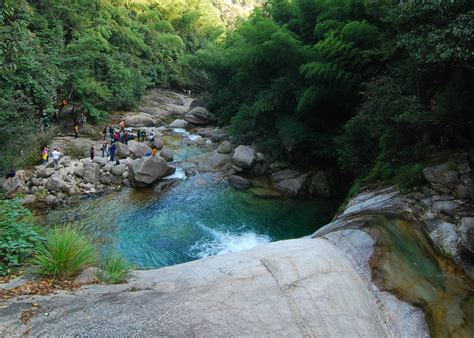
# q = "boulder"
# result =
<box><xmin>115</xmin><ymin>142</ymin><xmax>131</xmax><ymax>159</ymax></box>
<box><xmin>123</xmin><ymin>113</ymin><xmax>157</xmax><ymax>127</ymax></box>
<box><xmin>93</xmin><ymin>157</ymin><xmax>108</xmax><ymax>167</ymax></box>
<box><xmin>152</xmin><ymin>139</ymin><xmax>164</xmax><ymax>150</ymax></box>
<box><xmin>74</xmin><ymin>267</ymin><xmax>100</xmax><ymax>285</ymax></box>
<box><xmin>99</xmin><ymin>172</ymin><xmax>112</xmax><ymax>185</ymax></box>
<box><xmin>249</xmin><ymin>187</ymin><xmax>283</xmax><ymax>199</ymax></box>
<box><xmin>189</xmin><ymin>98</ymin><xmax>208</xmax><ymax>110</ymax></box>
<box><xmin>110</xmin><ymin>165</ymin><xmax>127</xmax><ymax>177</ymax></box>
<box><xmin>45</xmin><ymin>194</ymin><xmax>59</xmax><ymax>205</ymax></box>
<box><xmin>271</xmin><ymin>169</ymin><xmax>309</xmax><ymax>196</ymax></box>
<box><xmin>160</xmin><ymin>149</ymin><xmax>174</xmax><ymax>162</ymax></box>
<box><xmin>228</xmin><ymin>175</ymin><xmax>252</xmax><ymax>190</ymax></box>
<box><xmin>459</xmin><ymin>217</ymin><xmax>474</xmax><ymax>255</ymax></box>
<box><xmin>232</xmin><ymin>145</ymin><xmax>256</xmax><ymax>169</ymax></box>
<box><xmin>185</xmin><ymin>107</ymin><xmax>217</xmax><ymax>126</ymax></box>
<box><xmin>210</xmin><ymin>152</ymin><xmax>232</xmax><ymax>168</ymax></box>
<box><xmin>217</xmin><ymin>141</ymin><xmax>232</xmax><ymax>154</ymax></box>
<box><xmin>45</xmin><ymin>175</ymin><xmax>67</xmax><ymax>192</ymax></box>
<box><xmin>428</xmin><ymin>222</ymin><xmax>460</xmax><ymax>259</ymax></box>
<box><xmin>83</xmin><ymin>163</ymin><xmax>100</xmax><ymax>185</ymax></box>
<box><xmin>309</xmin><ymin>171</ymin><xmax>331</xmax><ymax>198</ymax></box>
<box><xmin>128</xmin><ymin>156</ymin><xmax>171</xmax><ymax>187</ymax></box>
<box><xmin>169</xmin><ymin>119</ymin><xmax>188</xmax><ymax>128</ymax></box>
<box><xmin>37</xmin><ymin>168</ymin><xmax>55</xmax><ymax>178</ymax></box>
<box><xmin>422</xmin><ymin>163</ymin><xmax>459</xmax><ymax>194</ymax></box>
<box><xmin>1</xmin><ymin>176</ymin><xmax>28</xmax><ymax>194</ymax></box>
<box><xmin>210</xmin><ymin>130</ymin><xmax>228</xmax><ymax>142</ymax></box>
<box><xmin>30</xmin><ymin>177</ymin><xmax>43</xmax><ymax>186</ymax></box>
<box><xmin>128</xmin><ymin>140</ymin><xmax>152</xmax><ymax>159</ymax></box>
<box><xmin>73</xmin><ymin>166</ymin><xmax>85</xmax><ymax>178</ymax></box>
<box><xmin>19</xmin><ymin>194</ymin><xmax>36</xmax><ymax>205</ymax></box>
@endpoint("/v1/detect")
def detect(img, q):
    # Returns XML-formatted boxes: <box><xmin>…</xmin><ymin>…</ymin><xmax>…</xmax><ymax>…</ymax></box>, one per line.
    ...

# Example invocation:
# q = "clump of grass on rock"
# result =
<box><xmin>98</xmin><ymin>252</ymin><xmax>131</xmax><ymax>284</ymax></box>
<box><xmin>33</xmin><ymin>227</ymin><xmax>97</xmax><ymax>280</ymax></box>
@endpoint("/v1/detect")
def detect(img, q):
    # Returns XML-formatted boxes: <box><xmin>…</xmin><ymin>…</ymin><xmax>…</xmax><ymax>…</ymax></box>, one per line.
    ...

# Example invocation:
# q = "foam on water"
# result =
<box><xmin>172</xmin><ymin>128</ymin><xmax>201</xmax><ymax>142</ymax></box>
<box><xmin>189</xmin><ymin>222</ymin><xmax>271</xmax><ymax>258</ymax></box>
<box><xmin>165</xmin><ymin>167</ymin><xmax>186</xmax><ymax>180</ymax></box>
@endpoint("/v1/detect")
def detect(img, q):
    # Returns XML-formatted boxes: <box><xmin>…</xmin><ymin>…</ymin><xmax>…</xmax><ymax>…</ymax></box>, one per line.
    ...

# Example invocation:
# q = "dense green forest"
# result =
<box><xmin>1</xmin><ymin>0</ymin><xmax>473</xmax><ymax>188</ymax></box>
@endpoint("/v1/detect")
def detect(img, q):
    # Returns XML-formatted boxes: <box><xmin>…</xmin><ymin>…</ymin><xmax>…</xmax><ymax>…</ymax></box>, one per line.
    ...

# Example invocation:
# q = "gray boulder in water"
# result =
<box><xmin>228</xmin><ymin>175</ymin><xmax>252</xmax><ymax>190</ymax></box>
<box><xmin>128</xmin><ymin>156</ymin><xmax>171</xmax><ymax>187</ymax></box>
<box><xmin>185</xmin><ymin>107</ymin><xmax>217</xmax><ymax>126</ymax></box>
<box><xmin>232</xmin><ymin>145</ymin><xmax>256</xmax><ymax>169</ymax></box>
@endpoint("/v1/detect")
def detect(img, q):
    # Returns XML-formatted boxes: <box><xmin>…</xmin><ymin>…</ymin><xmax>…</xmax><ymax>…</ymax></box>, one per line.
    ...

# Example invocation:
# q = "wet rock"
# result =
<box><xmin>122</xmin><ymin>179</ymin><xmax>131</xmax><ymax>187</ymax></box>
<box><xmin>128</xmin><ymin>156</ymin><xmax>171</xmax><ymax>187</ymax></box>
<box><xmin>210</xmin><ymin>129</ymin><xmax>228</xmax><ymax>142</ymax></box>
<box><xmin>309</xmin><ymin>171</ymin><xmax>331</xmax><ymax>198</ymax></box>
<box><xmin>228</xmin><ymin>175</ymin><xmax>252</xmax><ymax>190</ymax></box>
<box><xmin>249</xmin><ymin>187</ymin><xmax>282</xmax><ymax>199</ymax></box>
<box><xmin>83</xmin><ymin>163</ymin><xmax>100</xmax><ymax>184</ymax></box>
<box><xmin>169</xmin><ymin>119</ymin><xmax>188</xmax><ymax>128</ymax></box>
<box><xmin>185</xmin><ymin>107</ymin><xmax>217</xmax><ymax>125</ymax></box>
<box><xmin>153</xmin><ymin>179</ymin><xmax>178</xmax><ymax>193</ymax></box>
<box><xmin>160</xmin><ymin>149</ymin><xmax>174</xmax><ymax>162</ymax></box>
<box><xmin>115</xmin><ymin>142</ymin><xmax>131</xmax><ymax>159</ymax></box>
<box><xmin>423</xmin><ymin>163</ymin><xmax>459</xmax><ymax>194</ymax></box>
<box><xmin>217</xmin><ymin>141</ymin><xmax>232</xmax><ymax>154</ymax></box>
<box><xmin>128</xmin><ymin>140</ymin><xmax>152</xmax><ymax>159</ymax></box>
<box><xmin>210</xmin><ymin>152</ymin><xmax>232</xmax><ymax>168</ymax></box>
<box><xmin>232</xmin><ymin>145</ymin><xmax>256</xmax><ymax>169</ymax></box>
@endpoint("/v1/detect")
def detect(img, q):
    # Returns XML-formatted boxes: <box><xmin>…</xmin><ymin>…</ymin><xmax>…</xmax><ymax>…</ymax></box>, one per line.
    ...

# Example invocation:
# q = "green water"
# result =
<box><xmin>43</xmin><ymin>173</ymin><xmax>334</xmax><ymax>269</ymax></box>
<box><xmin>371</xmin><ymin>218</ymin><xmax>474</xmax><ymax>338</ymax></box>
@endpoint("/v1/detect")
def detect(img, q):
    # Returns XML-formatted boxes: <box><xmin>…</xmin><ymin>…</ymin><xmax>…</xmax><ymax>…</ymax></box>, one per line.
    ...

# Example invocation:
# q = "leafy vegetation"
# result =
<box><xmin>33</xmin><ymin>227</ymin><xmax>97</xmax><ymax>280</ymax></box>
<box><xmin>0</xmin><ymin>200</ymin><xmax>43</xmax><ymax>276</ymax></box>
<box><xmin>98</xmin><ymin>252</ymin><xmax>132</xmax><ymax>284</ymax></box>
<box><xmin>198</xmin><ymin>0</ymin><xmax>473</xmax><ymax>190</ymax></box>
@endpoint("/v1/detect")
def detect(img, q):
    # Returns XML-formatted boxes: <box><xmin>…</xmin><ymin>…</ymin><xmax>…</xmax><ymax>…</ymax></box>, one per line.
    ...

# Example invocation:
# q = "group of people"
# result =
<box><xmin>43</xmin><ymin>118</ymin><xmax>160</xmax><ymax>168</ymax></box>
<box><xmin>41</xmin><ymin>146</ymin><xmax>62</xmax><ymax>168</ymax></box>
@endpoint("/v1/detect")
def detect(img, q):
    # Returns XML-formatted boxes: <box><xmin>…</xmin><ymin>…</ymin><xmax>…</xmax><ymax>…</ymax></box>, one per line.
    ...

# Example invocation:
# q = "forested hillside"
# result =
<box><xmin>1</xmin><ymin>0</ymin><xmax>473</xmax><ymax>189</ymax></box>
<box><xmin>198</xmin><ymin>0</ymin><xmax>474</xmax><ymax>187</ymax></box>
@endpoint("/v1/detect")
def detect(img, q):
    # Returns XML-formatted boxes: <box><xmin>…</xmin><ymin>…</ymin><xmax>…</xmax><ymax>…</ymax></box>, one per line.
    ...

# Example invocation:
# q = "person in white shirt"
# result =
<box><xmin>51</xmin><ymin>148</ymin><xmax>61</xmax><ymax>169</ymax></box>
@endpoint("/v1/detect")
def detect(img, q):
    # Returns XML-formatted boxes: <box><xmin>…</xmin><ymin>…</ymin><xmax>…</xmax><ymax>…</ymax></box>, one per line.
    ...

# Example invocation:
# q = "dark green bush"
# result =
<box><xmin>0</xmin><ymin>200</ymin><xmax>43</xmax><ymax>276</ymax></box>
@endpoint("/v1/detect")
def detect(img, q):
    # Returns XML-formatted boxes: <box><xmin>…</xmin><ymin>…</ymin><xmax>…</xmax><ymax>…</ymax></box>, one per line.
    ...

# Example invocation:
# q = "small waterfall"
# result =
<box><xmin>189</xmin><ymin>222</ymin><xmax>271</xmax><ymax>258</ymax></box>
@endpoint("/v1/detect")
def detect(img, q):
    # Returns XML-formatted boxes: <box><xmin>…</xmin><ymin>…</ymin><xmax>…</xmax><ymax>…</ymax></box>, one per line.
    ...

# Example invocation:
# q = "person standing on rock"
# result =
<box><xmin>136</xmin><ymin>129</ymin><xmax>141</xmax><ymax>142</ymax></box>
<box><xmin>113</xmin><ymin>131</ymin><xmax>119</xmax><ymax>143</ymax></box>
<box><xmin>109</xmin><ymin>126</ymin><xmax>114</xmax><ymax>141</ymax></box>
<box><xmin>74</xmin><ymin>124</ymin><xmax>80</xmax><ymax>139</ymax></box>
<box><xmin>119</xmin><ymin>119</ymin><xmax>125</xmax><ymax>130</ymax></box>
<box><xmin>103</xmin><ymin>126</ymin><xmax>108</xmax><ymax>140</ymax></box>
<box><xmin>51</xmin><ymin>148</ymin><xmax>61</xmax><ymax>169</ymax></box>
<box><xmin>42</xmin><ymin>146</ymin><xmax>48</xmax><ymax>165</ymax></box>
<box><xmin>141</xmin><ymin>130</ymin><xmax>146</xmax><ymax>142</ymax></box>
<box><xmin>90</xmin><ymin>147</ymin><xmax>95</xmax><ymax>160</ymax></box>
<box><xmin>109</xmin><ymin>143</ymin><xmax>116</xmax><ymax>162</ymax></box>
<box><xmin>101</xmin><ymin>142</ymin><xmax>108</xmax><ymax>158</ymax></box>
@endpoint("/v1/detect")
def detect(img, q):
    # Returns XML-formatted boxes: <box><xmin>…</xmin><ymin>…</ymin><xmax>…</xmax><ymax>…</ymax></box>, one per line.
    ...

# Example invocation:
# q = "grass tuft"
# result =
<box><xmin>33</xmin><ymin>227</ymin><xmax>97</xmax><ymax>280</ymax></box>
<box><xmin>98</xmin><ymin>252</ymin><xmax>131</xmax><ymax>284</ymax></box>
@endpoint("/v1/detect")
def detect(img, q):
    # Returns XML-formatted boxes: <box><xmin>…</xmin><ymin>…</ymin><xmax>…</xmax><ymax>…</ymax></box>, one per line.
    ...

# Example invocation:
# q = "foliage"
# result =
<box><xmin>98</xmin><ymin>252</ymin><xmax>131</xmax><ymax>284</ymax></box>
<box><xmin>0</xmin><ymin>200</ymin><xmax>43</xmax><ymax>276</ymax></box>
<box><xmin>33</xmin><ymin>227</ymin><xmax>97</xmax><ymax>280</ymax></box>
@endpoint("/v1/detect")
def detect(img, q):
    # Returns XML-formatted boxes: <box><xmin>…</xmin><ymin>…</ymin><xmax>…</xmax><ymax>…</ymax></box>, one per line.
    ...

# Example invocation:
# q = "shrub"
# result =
<box><xmin>33</xmin><ymin>227</ymin><xmax>98</xmax><ymax>280</ymax></box>
<box><xmin>98</xmin><ymin>252</ymin><xmax>131</xmax><ymax>284</ymax></box>
<box><xmin>0</xmin><ymin>200</ymin><xmax>43</xmax><ymax>276</ymax></box>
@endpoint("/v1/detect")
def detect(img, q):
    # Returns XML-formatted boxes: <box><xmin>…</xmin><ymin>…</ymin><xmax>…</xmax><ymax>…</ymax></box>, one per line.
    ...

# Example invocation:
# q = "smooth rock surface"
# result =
<box><xmin>0</xmin><ymin>238</ymin><xmax>417</xmax><ymax>337</ymax></box>
<box><xmin>232</xmin><ymin>145</ymin><xmax>256</xmax><ymax>169</ymax></box>
<box><xmin>128</xmin><ymin>156</ymin><xmax>171</xmax><ymax>187</ymax></box>
<box><xmin>127</xmin><ymin>140</ymin><xmax>152</xmax><ymax>159</ymax></box>
<box><xmin>185</xmin><ymin>107</ymin><xmax>217</xmax><ymax>125</ymax></box>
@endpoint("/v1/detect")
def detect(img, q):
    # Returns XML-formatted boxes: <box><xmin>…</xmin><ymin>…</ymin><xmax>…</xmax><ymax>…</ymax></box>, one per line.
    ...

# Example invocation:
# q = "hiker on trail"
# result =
<box><xmin>42</xmin><ymin>112</ymin><xmax>49</xmax><ymax>131</ymax></box>
<box><xmin>103</xmin><ymin>126</ymin><xmax>108</xmax><ymax>140</ymax></box>
<box><xmin>79</xmin><ymin>113</ymin><xmax>86</xmax><ymax>128</ymax></box>
<box><xmin>124</xmin><ymin>131</ymin><xmax>129</xmax><ymax>145</ymax></box>
<box><xmin>101</xmin><ymin>142</ymin><xmax>108</xmax><ymax>158</ymax></box>
<box><xmin>51</xmin><ymin>148</ymin><xmax>61</xmax><ymax>169</ymax></box>
<box><xmin>113</xmin><ymin>131</ymin><xmax>120</xmax><ymax>143</ymax></box>
<box><xmin>42</xmin><ymin>146</ymin><xmax>48</xmax><ymax>165</ymax></box>
<box><xmin>109</xmin><ymin>143</ymin><xmax>116</xmax><ymax>162</ymax></box>
<box><xmin>119</xmin><ymin>119</ymin><xmax>125</xmax><ymax>130</ymax></box>
<box><xmin>136</xmin><ymin>129</ymin><xmax>141</xmax><ymax>142</ymax></box>
<box><xmin>109</xmin><ymin>126</ymin><xmax>114</xmax><ymax>141</ymax></box>
<box><xmin>141</xmin><ymin>130</ymin><xmax>146</xmax><ymax>142</ymax></box>
<box><xmin>148</xmin><ymin>131</ymin><xmax>155</xmax><ymax>145</ymax></box>
<box><xmin>152</xmin><ymin>146</ymin><xmax>158</xmax><ymax>156</ymax></box>
<box><xmin>90</xmin><ymin>147</ymin><xmax>95</xmax><ymax>160</ymax></box>
<box><xmin>74</xmin><ymin>124</ymin><xmax>80</xmax><ymax>139</ymax></box>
